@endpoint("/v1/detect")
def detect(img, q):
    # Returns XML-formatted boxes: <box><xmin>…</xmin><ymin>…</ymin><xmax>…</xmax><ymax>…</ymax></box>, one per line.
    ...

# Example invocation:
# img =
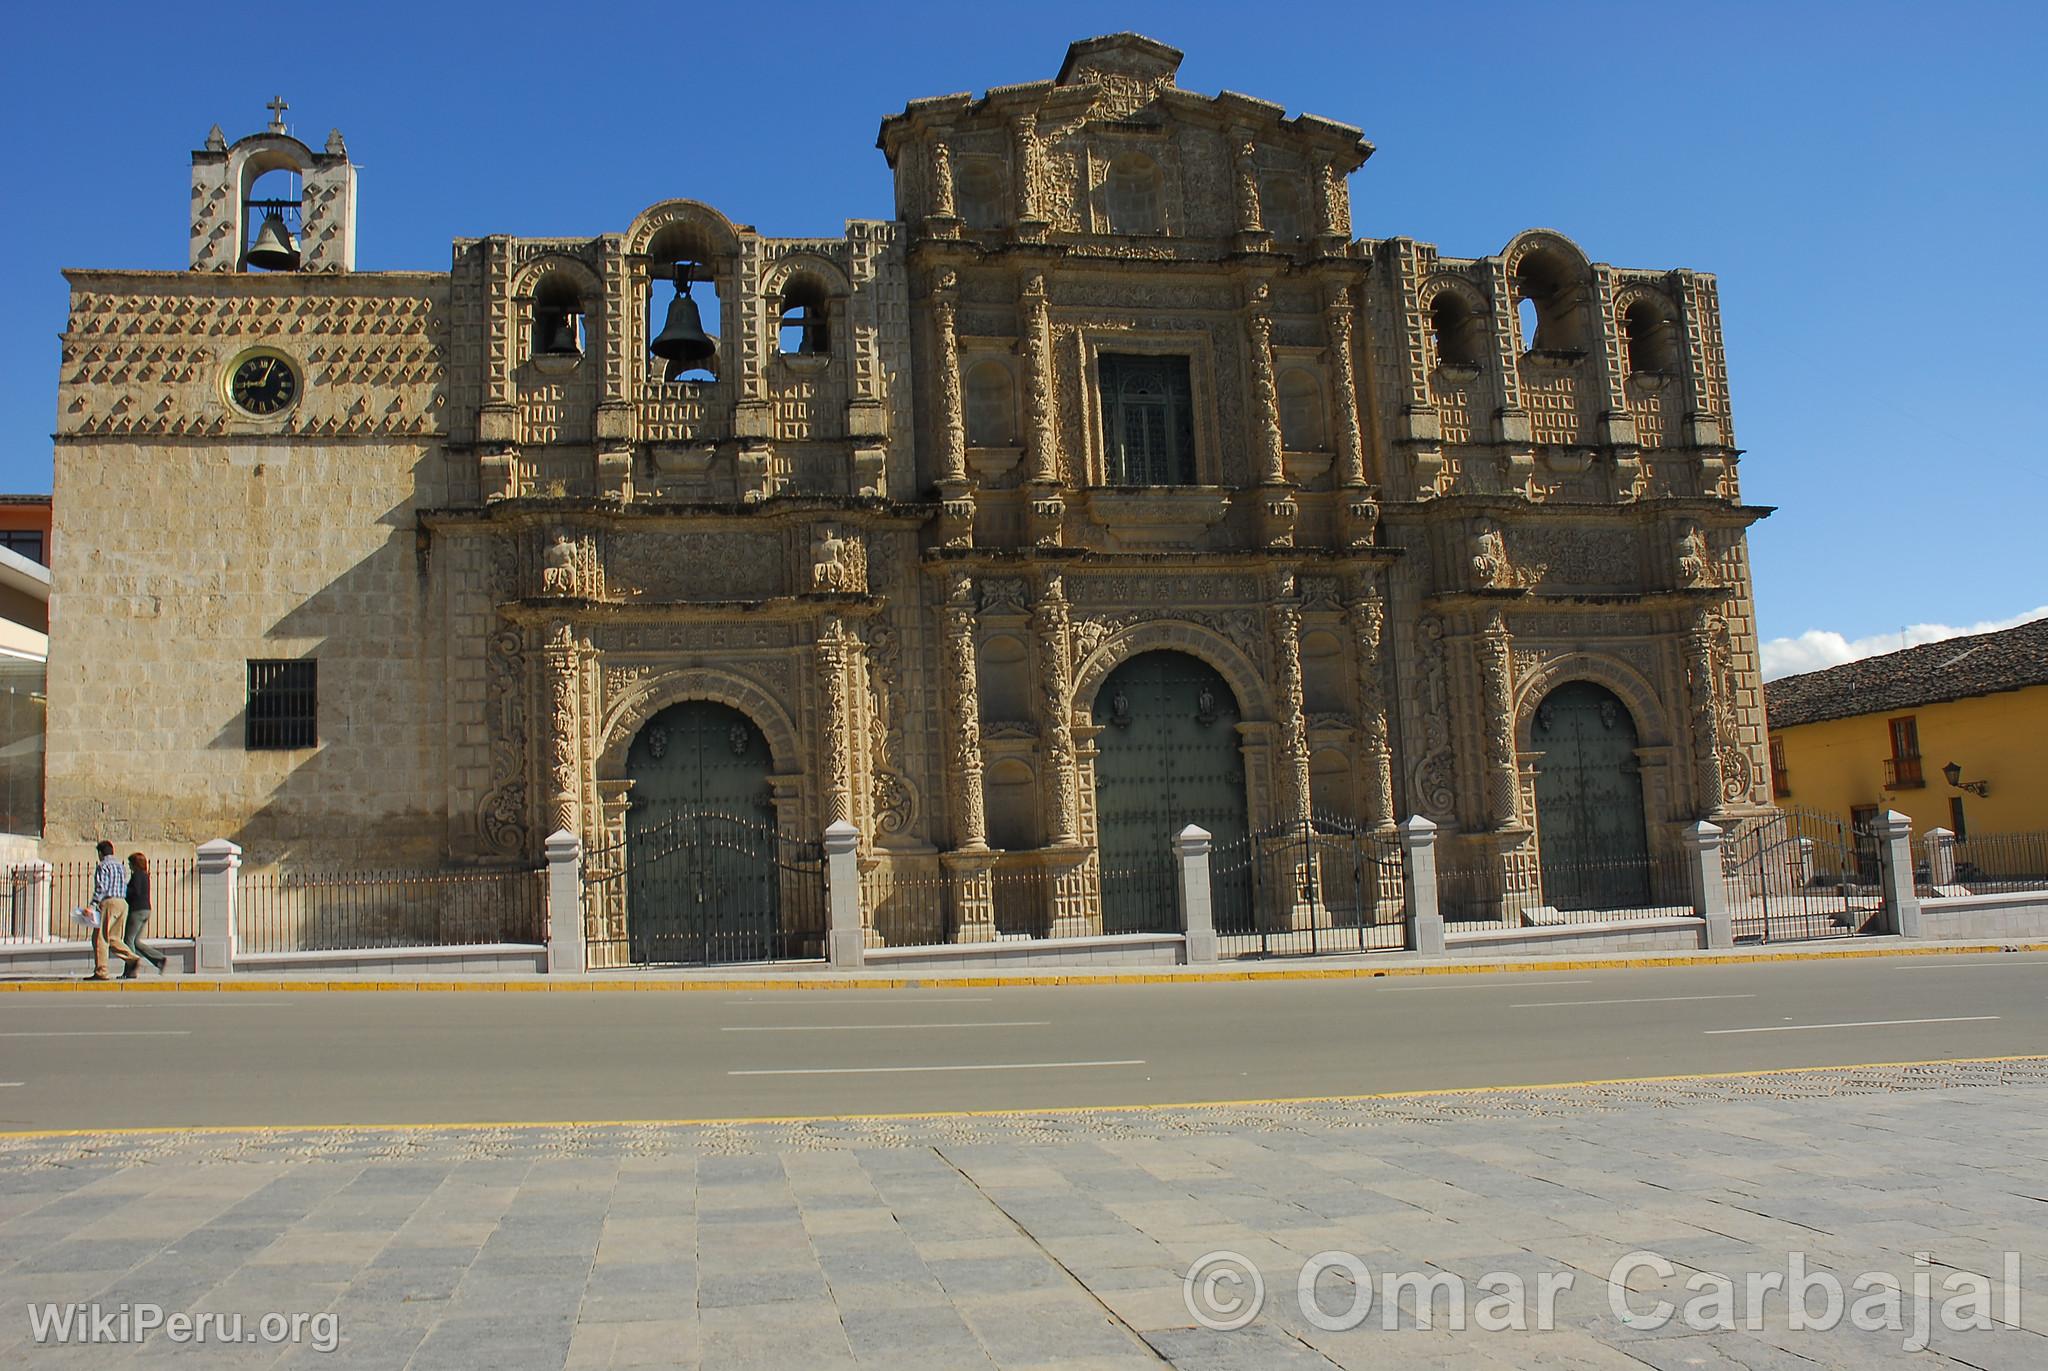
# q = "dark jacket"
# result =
<box><xmin>126</xmin><ymin>869</ymin><xmax>151</xmax><ymax>913</ymax></box>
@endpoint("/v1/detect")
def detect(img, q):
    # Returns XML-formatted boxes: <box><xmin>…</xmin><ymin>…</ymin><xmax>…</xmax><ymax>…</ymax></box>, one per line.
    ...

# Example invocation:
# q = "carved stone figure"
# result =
<box><xmin>540</xmin><ymin>532</ymin><xmax>580</xmax><ymax>596</ymax></box>
<box><xmin>810</xmin><ymin>525</ymin><xmax>867</xmax><ymax>594</ymax></box>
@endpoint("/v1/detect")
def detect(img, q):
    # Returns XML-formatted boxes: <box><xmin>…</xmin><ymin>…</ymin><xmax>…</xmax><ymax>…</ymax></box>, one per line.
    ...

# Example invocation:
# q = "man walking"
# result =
<box><xmin>87</xmin><ymin>840</ymin><xmax>140</xmax><ymax>980</ymax></box>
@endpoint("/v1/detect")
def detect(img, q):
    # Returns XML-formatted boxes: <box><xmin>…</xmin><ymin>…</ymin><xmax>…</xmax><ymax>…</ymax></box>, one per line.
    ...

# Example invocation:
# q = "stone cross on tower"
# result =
<box><xmin>266</xmin><ymin>96</ymin><xmax>289</xmax><ymax>132</ymax></box>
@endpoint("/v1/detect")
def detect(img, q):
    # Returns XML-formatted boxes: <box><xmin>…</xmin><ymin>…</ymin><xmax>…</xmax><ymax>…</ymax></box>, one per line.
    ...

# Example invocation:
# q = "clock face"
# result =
<box><xmin>228</xmin><ymin>353</ymin><xmax>298</xmax><ymax>416</ymax></box>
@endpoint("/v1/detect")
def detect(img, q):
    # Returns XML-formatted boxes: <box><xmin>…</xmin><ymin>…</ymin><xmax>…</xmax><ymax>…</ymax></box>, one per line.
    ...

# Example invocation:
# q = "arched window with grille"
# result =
<box><xmin>1098</xmin><ymin>353</ymin><xmax>1196</xmax><ymax>485</ymax></box>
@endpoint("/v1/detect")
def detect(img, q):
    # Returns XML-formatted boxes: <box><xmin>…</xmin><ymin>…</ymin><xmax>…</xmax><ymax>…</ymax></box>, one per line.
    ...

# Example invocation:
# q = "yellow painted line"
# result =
<box><xmin>0</xmin><ymin>1054</ymin><xmax>2037</xmax><ymax>1142</ymax></box>
<box><xmin>2</xmin><ymin>941</ymin><xmax>2044</xmax><ymax>994</ymax></box>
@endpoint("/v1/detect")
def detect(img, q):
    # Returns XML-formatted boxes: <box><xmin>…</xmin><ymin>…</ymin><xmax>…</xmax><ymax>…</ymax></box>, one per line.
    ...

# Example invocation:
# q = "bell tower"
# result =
<box><xmin>188</xmin><ymin>98</ymin><xmax>358</xmax><ymax>273</ymax></box>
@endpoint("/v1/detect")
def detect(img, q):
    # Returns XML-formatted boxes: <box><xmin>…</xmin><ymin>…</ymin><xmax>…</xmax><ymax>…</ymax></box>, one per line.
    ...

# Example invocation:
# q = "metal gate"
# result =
<box><xmin>1211</xmin><ymin>816</ymin><xmax>1406</xmax><ymax>958</ymax></box>
<box><xmin>1722</xmin><ymin>806</ymin><xmax>1882</xmax><ymax>943</ymax></box>
<box><xmin>594</xmin><ymin>805</ymin><xmax>826</xmax><ymax>966</ymax></box>
<box><xmin>1532</xmin><ymin>681</ymin><xmax>1652</xmax><ymax>911</ymax></box>
<box><xmin>1091</xmin><ymin>652</ymin><xmax>1249</xmax><ymax>929</ymax></box>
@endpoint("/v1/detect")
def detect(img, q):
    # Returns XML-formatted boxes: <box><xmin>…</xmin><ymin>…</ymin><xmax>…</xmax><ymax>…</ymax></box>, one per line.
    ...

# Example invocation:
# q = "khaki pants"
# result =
<box><xmin>92</xmin><ymin>897</ymin><xmax>138</xmax><ymax>977</ymax></box>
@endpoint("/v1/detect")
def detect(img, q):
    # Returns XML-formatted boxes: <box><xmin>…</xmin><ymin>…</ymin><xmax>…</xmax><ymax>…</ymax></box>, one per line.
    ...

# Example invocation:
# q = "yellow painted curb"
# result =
<box><xmin>2</xmin><ymin>940</ymin><xmax>2043</xmax><ymax>994</ymax></box>
<box><xmin>0</xmin><ymin>1054</ymin><xmax>2038</xmax><ymax>1141</ymax></box>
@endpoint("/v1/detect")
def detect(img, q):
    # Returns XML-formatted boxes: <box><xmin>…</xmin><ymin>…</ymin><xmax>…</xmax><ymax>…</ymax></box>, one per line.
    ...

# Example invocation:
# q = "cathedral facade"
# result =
<box><xmin>46</xmin><ymin>35</ymin><xmax>1773</xmax><ymax>962</ymax></box>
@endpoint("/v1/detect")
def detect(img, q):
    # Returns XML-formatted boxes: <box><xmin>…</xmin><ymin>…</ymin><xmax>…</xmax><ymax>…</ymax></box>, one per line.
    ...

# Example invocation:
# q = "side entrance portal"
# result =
<box><xmin>1091</xmin><ymin>652</ymin><xmax>1249</xmax><ymax>933</ymax></box>
<box><xmin>1531</xmin><ymin>681</ymin><xmax>1652</xmax><ymax>912</ymax></box>
<box><xmin>621</xmin><ymin>701</ymin><xmax>823</xmax><ymax>965</ymax></box>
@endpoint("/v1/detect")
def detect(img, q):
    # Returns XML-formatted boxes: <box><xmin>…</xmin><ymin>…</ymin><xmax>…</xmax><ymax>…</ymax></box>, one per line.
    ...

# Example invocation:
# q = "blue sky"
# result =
<box><xmin>4</xmin><ymin>1</ymin><xmax>2042</xmax><ymax>670</ymax></box>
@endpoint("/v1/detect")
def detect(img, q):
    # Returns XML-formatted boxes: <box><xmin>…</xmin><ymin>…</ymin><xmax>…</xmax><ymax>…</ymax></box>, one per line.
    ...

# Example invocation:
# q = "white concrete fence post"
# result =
<box><xmin>1923</xmin><ymin>827</ymin><xmax>1956</xmax><ymax>889</ymax></box>
<box><xmin>1397</xmin><ymin>816</ymin><xmax>1445</xmax><ymax>956</ymax></box>
<box><xmin>544</xmin><ymin>829</ymin><xmax>585</xmax><ymax>974</ymax></box>
<box><xmin>13</xmin><ymin>860</ymin><xmax>52</xmax><ymax>941</ymax></box>
<box><xmin>1174</xmin><ymin>824</ymin><xmax>1217</xmax><ymax>964</ymax></box>
<box><xmin>194</xmin><ymin>838</ymin><xmax>241</xmax><ymax>975</ymax></box>
<box><xmin>1682</xmin><ymin>820</ymin><xmax>1734</xmax><ymax>949</ymax></box>
<box><xmin>1875</xmin><ymin>810</ymin><xmax>1922</xmax><ymax>939</ymax></box>
<box><xmin>824</xmin><ymin>820</ymin><xmax>865</xmax><ymax>970</ymax></box>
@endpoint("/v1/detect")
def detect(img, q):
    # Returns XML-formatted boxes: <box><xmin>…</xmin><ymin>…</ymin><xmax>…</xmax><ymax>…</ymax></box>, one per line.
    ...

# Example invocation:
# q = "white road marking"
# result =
<box><xmin>729</xmin><ymin>996</ymin><xmax>998</xmax><ymax>1005</ymax></box>
<box><xmin>722</xmin><ymin>1021</ymin><xmax>1052</xmax><ymax>1032</ymax></box>
<box><xmin>0</xmin><ymin>1082</ymin><xmax>21</xmax><ymax>1087</ymax></box>
<box><xmin>729</xmin><ymin>1059</ymin><xmax>1145</xmax><ymax>1076</ymax></box>
<box><xmin>1705</xmin><ymin>1016</ymin><xmax>2000</xmax><ymax>1035</ymax></box>
<box><xmin>1374</xmin><ymin>979</ymin><xmax>1596</xmax><ymax>991</ymax></box>
<box><xmin>1512</xmin><ymin>994</ymin><xmax>1758</xmax><ymax>1008</ymax></box>
<box><xmin>1893</xmin><ymin>960</ymin><xmax>2048</xmax><ymax>969</ymax></box>
<box><xmin>0</xmin><ymin>1030</ymin><xmax>193</xmax><ymax>1037</ymax></box>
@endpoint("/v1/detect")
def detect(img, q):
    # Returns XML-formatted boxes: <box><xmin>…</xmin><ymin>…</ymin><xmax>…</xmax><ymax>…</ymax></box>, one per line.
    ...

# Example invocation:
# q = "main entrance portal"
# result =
<box><xmin>1091</xmin><ymin>652</ymin><xmax>1248</xmax><ymax>933</ymax></box>
<box><xmin>1531</xmin><ymin>681</ymin><xmax>1652</xmax><ymax>911</ymax></box>
<box><xmin>620</xmin><ymin>700</ymin><xmax>821</xmax><ymax>965</ymax></box>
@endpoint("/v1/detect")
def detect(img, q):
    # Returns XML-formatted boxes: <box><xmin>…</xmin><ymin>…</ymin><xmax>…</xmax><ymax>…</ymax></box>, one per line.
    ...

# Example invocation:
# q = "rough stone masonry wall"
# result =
<box><xmin>46</xmin><ymin>273</ymin><xmax>451</xmax><ymax>864</ymax></box>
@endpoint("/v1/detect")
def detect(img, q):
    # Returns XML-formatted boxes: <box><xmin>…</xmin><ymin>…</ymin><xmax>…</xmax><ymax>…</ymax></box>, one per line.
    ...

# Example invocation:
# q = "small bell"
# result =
<box><xmin>245</xmin><ymin>210</ymin><xmax>301</xmax><ymax>271</ymax></box>
<box><xmin>536</xmin><ymin>308</ymin><xmax>582</xmax><ymax>357</ymax></box>
<box><xmin>649</xmin><ymin>265</ymin><xmax>716</xmax><ymax>376</ymax></box>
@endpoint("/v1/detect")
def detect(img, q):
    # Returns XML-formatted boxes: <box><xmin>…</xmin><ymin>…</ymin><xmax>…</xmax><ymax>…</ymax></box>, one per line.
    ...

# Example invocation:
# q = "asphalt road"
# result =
<box><xmin>2</xmin><ymin>952</ymin><xmax>2043</xmax><ymax>1131</ymax></box>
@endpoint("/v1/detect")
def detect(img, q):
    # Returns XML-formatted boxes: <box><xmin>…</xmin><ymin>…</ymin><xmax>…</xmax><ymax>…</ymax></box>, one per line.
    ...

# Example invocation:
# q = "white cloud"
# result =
<box><xmin>1760</xmin><ymin>605</ymin><xmax>2048</xmax><ymax>681</ymax></box>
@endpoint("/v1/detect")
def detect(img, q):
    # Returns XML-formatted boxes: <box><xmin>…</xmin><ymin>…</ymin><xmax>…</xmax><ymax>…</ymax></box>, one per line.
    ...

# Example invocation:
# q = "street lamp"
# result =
<box><xmin>1941</xmin><ymin>762</ymin><xmax>1990</xmax><ymax>797</ymax></box>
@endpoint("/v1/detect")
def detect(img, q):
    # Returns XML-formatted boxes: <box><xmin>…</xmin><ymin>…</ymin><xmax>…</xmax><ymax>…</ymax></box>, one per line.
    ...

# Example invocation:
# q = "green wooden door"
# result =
<box><xmin>1092</xmin><ymin>653</ymin><xmax>1248</xmax><ymax>932</ymax></box>
<box><xmin>1531</xmin><ymin>681</ymin><xmax>1651</xmax><ymax>912</ymax></box>
<box><xmin>624</xmin><ymin>702</ymin><xmax>776</xmax><ymax>963</ymax></box>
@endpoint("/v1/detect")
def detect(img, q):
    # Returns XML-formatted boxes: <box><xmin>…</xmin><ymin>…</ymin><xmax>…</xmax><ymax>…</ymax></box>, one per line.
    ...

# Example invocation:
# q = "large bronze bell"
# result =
<box><xmin>245</xmin><ymin>210</ymin><xmax>301</xmax><ymax>271</ymax></box>
<box><xmin>536</xmin><ymin>308</ymin><xmax>582</xmax><ymax>357</ymax></box>
<box><xmin>649</xmin><ymin>265</ymin><xmax>716</xmax><ymax>376</ymax></box>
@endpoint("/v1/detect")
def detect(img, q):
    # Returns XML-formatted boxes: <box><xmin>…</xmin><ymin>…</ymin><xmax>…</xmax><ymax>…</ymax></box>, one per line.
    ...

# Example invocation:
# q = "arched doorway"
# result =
<box><xmin>1092</xmin><ymin>652</ymin><xmax>1248</xmax><ymax>933</ymax></box>
<box><xmin>623</xmin><ymin>700</ymin><xmax>779</xmax><ymax>964</ymax></box>
<box><xmin>1531</xmin><ymin>681</ymin><xmax>1651</xmax><ymax>911</ymax></box>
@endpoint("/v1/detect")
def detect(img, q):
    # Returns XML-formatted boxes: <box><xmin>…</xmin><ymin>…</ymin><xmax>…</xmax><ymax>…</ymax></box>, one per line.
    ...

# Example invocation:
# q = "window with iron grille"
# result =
<box><xmin>1098</xmin><ymin>353</ymin><xmax>1196</xmax><ymax>485</ymax></box>
<box><xmin>246</xmin><ymin>659</ymin><xmax>316</xmax><ymax>749</ymax></box>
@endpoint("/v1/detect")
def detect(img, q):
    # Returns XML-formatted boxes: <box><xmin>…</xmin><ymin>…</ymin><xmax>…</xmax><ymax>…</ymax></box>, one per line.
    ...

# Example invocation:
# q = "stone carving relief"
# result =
<box><xmin>809</xmin><ymin>525</ymin><xmax>867</xmax><ymax>594</ymax></box>
<box><xmin>979</xmin><ymin>579</ymin><xmax>1030</xmax><ymax>617</ymax></box>
<box><xmin>477</xmin><ymin>626</ymin><xmax>529</xmax><ymax>857</ymax></box>
<box><xmin>1411</xmin><ymin>615</ymin><xmax>1457</xmax><ymax>820</ymax></box>
<box><xmin>1509</xmin><ymin>524</ymin><xmax>1637</xmax><ymax>591</ymax></box>
<box><xmin>607</xmin><ymin>531</ymin><xmax>781</xmax><ymax>601</ymax></box>
<box><xmin>539</xmin><ymin>531</ymin><xmax>585</xmax><ymax>596</ymax></box>
<box><xmin>1673</xmin><ymin>520</ymin><xmax>1716</xmax><ymax>589</ymax></box>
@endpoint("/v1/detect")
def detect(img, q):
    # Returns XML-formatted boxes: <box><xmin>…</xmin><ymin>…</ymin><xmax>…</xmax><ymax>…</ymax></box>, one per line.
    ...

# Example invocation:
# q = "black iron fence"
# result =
<box><xmin>1935</xmin><ymin>831</ymin><xmax>2048</xmax><ymax>895</ymax></box>
<box><xmin>583</xmin><ymin>808</ymin><xmax>826</xmax><ymax>967</ymax></box>
<box><xmin>3</xmin><ymin>857</ymin><xmax>200</xmax><ymax>944</ymax></box>
<box><xmin>235</xmin><ymin>865</ymin><xmax>546</xmax><ymax>955</ymax></box>
<box><xmin>1097</xmin><ymin>850</ymin><xmax>1180</xmax><ymax>937</ymax></box>
<box><xmin>864</xmin><ymin>853</ymin><xmax>1172</xmax><ymax>949</ymax></box>
<box><xmin>1211</xmin><ymin>818</ymin><xmax>1406</xmax><ymax>958</ymax></box>
<box><xmin>1440</xmin><ymin>849</ymin><xmax>1693</xmax><ymax>926</ymax></box>
<box><xmin>1722</xmin><ymin>808</ymin><xmax>1882</xmax><ymax>943</ymax></box>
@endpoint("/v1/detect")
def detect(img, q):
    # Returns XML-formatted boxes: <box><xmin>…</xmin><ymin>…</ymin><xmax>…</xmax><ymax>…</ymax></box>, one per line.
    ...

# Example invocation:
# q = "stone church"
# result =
<box><xmin>46</xmin><ymin>34</ymin><xmax>1773</xmax><ymax>963</ymax></box>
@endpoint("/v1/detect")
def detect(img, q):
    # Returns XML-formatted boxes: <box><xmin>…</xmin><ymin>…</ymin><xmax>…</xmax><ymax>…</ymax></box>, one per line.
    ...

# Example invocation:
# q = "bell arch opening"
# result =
<box><xmin>1530</xmin><ymin>680</ymin><xmax>1652</xmax><ymax>912</ymax></box>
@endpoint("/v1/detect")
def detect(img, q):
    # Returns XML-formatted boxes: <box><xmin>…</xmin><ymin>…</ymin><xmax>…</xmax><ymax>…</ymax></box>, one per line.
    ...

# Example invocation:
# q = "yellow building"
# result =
<box><xmin>1765</xmin><ymin>617</ymin><xmax>2048</xmax><ymax>848</ymax></box>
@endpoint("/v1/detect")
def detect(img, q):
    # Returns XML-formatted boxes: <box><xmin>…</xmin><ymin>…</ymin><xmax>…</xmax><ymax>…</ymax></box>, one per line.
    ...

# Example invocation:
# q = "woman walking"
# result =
<box><xmin>121</xmin><ymin>853</ymin><xmax>168</xmax><ymax>978</ymax></box>
<box><xmin>86</xmin><ymin>839</ymin><xmax>140</xmax><ymax>980</ymax></box>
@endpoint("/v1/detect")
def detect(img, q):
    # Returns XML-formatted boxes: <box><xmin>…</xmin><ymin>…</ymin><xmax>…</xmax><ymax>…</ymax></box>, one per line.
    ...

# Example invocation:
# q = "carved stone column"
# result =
<box><xmin>1011</xmin><ymin>115</ymin><xmax>1045</xmax><ymax>237</ymax></box>
<box><xmin>1020</xmin><ymin>272</ymin><xmax>1064</xmax><ymax>545</ymax></box>
<box><xmin>932</xmin><ymin>271</ymin><xmax>972</xmax><ymax>548</ymax></box>
<box><xmin>1347</xmin><ymin>590</ymin><xmax>1395</xmax><ymax>829</ymax></box>
<box><xmin>1246</xmin><ymin>285</ymin><xmax>1285</xmax><ymax>487</ymax></box>
<box><xmin>816</xmin><ymin>615</ymin><xmax>854</xmax><ymax>825</ymax></box>
<box><xmin>1685</xmin><ymin>607</ymin><xmax>1728</xmax><ymax>816</ymax></box>
<box><xmin>1232</xmin><ymin>136</ymin><xmax>1265</xmax><ymax>249</ymax></box>
<box><xmin>941</xmin><ymin>573</ymin><xmax>988</xmax><ymax>850</ymax></box>
<box><xmin>1477</xmin><ymin>611</ymin><xmax>1520</xmax><ymax>829</ymax></box>
<box><xmin>1312</xmin><ymin>155</ymin><xmax>1346</xmax><ymax>253</ymax></box>
<box><xmin>1267</xmin><ymin>586</ymin><xmax>1313</xmax><ymax>830</ymax></box>
<box><xmin>927</xmin><ymin>138</ymin><xmax>957</xmax><ymax>227</ymax></box>
<box><xmin>1034</xmin><ymin>572</ymin><xmax>1079</xmax><ymax>845</ymax></box>
<box><xmin>541</xmin><ymin>619</ymin><xmax>581</xmax><ymax>836</ymax></box>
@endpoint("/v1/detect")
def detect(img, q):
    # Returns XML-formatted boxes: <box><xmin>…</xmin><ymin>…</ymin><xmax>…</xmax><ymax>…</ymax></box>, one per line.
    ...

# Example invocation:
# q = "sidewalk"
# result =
<box><xmin>3</xmin><ymin>934</ymin><xmax>2043</xmax><ymax>992</ymax></box>
<box><xmin>3</xmin><ymin>1058</ymin><xmax>2044</xmax><ymax>1368</ymax></box>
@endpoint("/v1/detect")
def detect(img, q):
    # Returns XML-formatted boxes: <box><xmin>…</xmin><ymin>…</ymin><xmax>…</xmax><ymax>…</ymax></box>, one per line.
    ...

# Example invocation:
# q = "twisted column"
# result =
<box><xmin>1326</xmin><ymin>286</ymin><xmax>1365</xmax><ymax>488</ymax></box>
<box><xmin>542</xmin><ymin>620</ymin><xmax>580</xmax><ymax>835</ymax></box>
<box><xmin>1686</xmin><ymin>607</ymin><xmax>1727</xmax><ymax>814</ymax></box>
<box><xmin>1021</xmin><ymin>273</ymin><xmax>1058</xmax><ymax>485</ymax></box>
<box><xmin>1246</xmin><ymin>291</ymin><xmax>1285</xmax><ymax>485</ymax></box>
<box><xmin>941</xmin><ymin>574</ymin><xmax>987</xmax><ymax>850</ymax></box>
<box><xmin>1035</xmin><ymin>573</ymin><xmax>1079</xmax><ymax>844</ymax></box>
<box><xmin>1478</xmin><ymin>612</ymin><xmax>1520</xmax><ymax>829</ymax></box>
<box><xmin>933</xmin><ymin>271</ymin><xmax>966</xmax><ymax>485</ymax></box>
<box><xmin>816</xmin><ymin>616</ymin><xmax>854</xmax><ymax>825</ymax></box>
<box><xmin>1348</xmin><ymin>593</ymin><xmax>1395</xmax><ymax>828</ymax></box>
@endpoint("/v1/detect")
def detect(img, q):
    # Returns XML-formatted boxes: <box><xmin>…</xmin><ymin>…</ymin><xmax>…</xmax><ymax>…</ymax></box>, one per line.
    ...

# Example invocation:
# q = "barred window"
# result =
<box><xmin>1098</xmin><ymin>353</ymin><xmax>1196</xmax><ymax>486</ymax></box>
<box><xmin>246</xmin><ymin>659</ymin><xmax>316</xmax><ymax>750</ymax></box>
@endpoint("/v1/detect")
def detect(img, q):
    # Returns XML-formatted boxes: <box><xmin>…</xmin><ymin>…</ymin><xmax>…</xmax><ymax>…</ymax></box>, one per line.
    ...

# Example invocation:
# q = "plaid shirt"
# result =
<box><xmin>92</xmin><ymin>855</ymin><xmax>127</xmax><ymax>904</ymax></box>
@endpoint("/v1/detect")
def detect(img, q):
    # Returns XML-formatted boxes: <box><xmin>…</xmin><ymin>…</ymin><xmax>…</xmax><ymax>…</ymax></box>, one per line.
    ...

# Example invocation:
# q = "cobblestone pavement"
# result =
<box><xmin>3</xmin><ymin>1059</ymin><xmax>2045</xmax><ymax>1368</ymax></box>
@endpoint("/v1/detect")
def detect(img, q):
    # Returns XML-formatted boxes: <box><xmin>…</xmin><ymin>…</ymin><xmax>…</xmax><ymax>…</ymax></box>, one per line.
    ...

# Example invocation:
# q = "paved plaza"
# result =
<box><xmin>2</xmin><ymin>1058</ymin><xmax>2044</xmax><ymax>1368</ymax></box>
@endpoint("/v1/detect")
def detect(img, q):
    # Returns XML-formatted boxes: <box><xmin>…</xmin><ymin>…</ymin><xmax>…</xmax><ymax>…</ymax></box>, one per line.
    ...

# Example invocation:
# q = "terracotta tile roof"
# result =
<box><xmin>1766</xmin><ymin>616</ymin><xmax>2048</xmax><ymax>730</ymax></box>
